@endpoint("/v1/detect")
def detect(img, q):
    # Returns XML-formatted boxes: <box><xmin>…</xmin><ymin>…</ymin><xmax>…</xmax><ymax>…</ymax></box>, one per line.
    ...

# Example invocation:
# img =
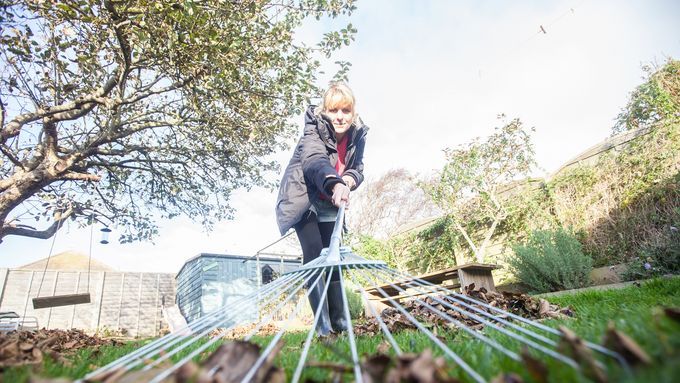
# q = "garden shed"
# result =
<box><xmin>175</xmin><ymin>253</ymin><xmax>300</xmax><ymax>324</ymax></box>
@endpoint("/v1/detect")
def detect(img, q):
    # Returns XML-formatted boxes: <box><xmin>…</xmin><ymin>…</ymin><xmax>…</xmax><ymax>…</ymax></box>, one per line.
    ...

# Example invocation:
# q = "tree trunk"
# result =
<box><xmin>453</xmin><ymin>221</ymin><xmax>479</xmax><ymax>263</ymax></box>
<box><xmin>0</xmin><ymin>165</ymin><xmax>58</xmax><ymax>241</ymax></box>
<box><xmin>477</xmin><ymin>213</ymin><xmax>504</xmax><ymax>263</ymax></box>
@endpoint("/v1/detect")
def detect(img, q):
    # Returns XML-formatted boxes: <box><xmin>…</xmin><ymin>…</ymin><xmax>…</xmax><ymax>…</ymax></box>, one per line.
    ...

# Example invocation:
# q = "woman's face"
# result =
<box><xmin>325</xmin><ymin>97</ymin><xmax>354</xmax><ymax>137</ymax></box>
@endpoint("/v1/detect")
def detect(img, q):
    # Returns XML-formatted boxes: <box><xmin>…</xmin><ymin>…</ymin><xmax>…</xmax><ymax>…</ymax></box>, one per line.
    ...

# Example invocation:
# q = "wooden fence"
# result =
<box><xmin>0</xmin><ymin>268</ymin><xmax>175</xmax><ymax>337</ymax></box>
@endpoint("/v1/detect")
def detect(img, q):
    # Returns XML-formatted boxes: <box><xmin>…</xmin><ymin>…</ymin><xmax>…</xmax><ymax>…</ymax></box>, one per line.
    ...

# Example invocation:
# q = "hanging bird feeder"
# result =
<box><xmin>100</xmin><ymin>227</ymin><xmax>112</xmax><ymax>244</ymax></box>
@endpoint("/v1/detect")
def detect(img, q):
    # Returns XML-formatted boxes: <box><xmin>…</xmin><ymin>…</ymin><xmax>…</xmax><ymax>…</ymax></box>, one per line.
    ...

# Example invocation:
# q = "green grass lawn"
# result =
<box><xmin>3</xmin><ymin>277</ymin><xmax>679</xmax><ymax>382</ymax></box>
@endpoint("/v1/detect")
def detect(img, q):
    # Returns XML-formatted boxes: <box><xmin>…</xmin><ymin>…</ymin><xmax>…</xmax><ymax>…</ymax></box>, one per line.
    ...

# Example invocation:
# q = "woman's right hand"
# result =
<box><xmin>331</xmin><ymin>183</ymin><xmax>351</xmax><ymax>208</ymax></box>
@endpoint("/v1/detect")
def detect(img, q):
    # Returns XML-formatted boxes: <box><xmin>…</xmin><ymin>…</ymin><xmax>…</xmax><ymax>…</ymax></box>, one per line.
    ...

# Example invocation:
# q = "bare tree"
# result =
<box><xmin>348</xmin><ymin>168</ymin><xmax>441</xmax><ymax>239</ymax></box>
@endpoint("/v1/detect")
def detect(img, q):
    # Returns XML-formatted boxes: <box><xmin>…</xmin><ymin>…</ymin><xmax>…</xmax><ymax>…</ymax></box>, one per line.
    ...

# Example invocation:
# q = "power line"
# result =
<box><xmin>477</xmin><ymin>0</ymin><xmax>588</xmax><ymax>79</ymax></box>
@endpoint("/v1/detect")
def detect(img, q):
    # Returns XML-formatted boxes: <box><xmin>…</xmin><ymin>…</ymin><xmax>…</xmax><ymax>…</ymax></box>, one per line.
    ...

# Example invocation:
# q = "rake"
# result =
<box><xmin>83</xmin><ymin>204</ymin><xmax>630</xmax><ymax>382</ymax></box>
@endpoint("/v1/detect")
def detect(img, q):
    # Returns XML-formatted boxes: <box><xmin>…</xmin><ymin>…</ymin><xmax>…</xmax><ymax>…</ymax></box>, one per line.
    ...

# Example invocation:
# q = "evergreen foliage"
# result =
<box><xmin>508</xmin><ymin>228</ymin><xmax>593</xmax><ymax>293</ymax></box>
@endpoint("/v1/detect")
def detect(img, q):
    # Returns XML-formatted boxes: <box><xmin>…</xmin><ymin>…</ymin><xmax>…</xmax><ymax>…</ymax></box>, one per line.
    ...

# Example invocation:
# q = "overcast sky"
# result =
<box><xmin>2</xmin><ymin>0</ymin><xmax>679</xmax><ymax>273</ymax></box>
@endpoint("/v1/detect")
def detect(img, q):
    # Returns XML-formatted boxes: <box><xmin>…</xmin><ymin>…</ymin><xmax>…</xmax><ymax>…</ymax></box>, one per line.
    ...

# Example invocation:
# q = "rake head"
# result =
<box><xmin>82</xmin><ymin>248</ymin><xmax>630</xmax><ymax>383</ymax></box>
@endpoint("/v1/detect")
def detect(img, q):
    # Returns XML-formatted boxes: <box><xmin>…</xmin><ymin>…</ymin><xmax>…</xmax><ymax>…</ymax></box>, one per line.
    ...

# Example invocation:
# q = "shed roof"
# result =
<box><xmin>176</xmin><ymin>252</ymin><xmax>300</xmax><ymax>278</ymax></box>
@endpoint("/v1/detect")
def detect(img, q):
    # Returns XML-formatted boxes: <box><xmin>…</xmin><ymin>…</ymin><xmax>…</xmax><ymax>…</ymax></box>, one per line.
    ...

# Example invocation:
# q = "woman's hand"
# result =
<box><xmin>342</xmin><ymin>175</ymin><xmax>356</xmax><ymax>190</ymax></box>
<box><xmin>331</xmin><ymin>182</ymin><xmax>351</xmax><ymax>208</ymax></box>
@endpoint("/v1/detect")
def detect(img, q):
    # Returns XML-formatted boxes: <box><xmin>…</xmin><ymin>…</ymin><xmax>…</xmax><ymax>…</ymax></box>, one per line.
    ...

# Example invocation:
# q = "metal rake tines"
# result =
<box><xmin>82</xmin><ymin>265</ymin><xmax>316</xmax><ymax>382</ymax></box>
<box><xmin>262</xmin><ymin>259</ymin><xmax>627</xmax><ymax>383</ymax></box>
<box><xmin>84</xmin><ymin>255</ymin><xmax>629</xmax><ymax>383</ymax></box>
<box><xmin>373</xmin><ymin>264</ymin><xmax>631</xmax><ymax>370</ymax></box>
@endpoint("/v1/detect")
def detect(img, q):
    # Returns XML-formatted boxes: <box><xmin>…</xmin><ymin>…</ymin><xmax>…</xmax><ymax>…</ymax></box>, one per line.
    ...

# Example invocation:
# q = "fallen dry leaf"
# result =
<box><xmin>662</xmin><ymin>307</ymin><xmax>680</xmax><ymax>323</ymax></box>
<box><xmin>361</xmin><ymin>353</ymin><xmax>392</xmax><ymax>383</ymax></box>
<box><xmin>490</xmin><ymin>373</ymin><xmax>524</xmax><ymax>383</ymax></box>
<box><xmin>559</xmin><ymin>326</ymin><xmax>608</xmax><ymax>383</ymax></box>
<box><xmin>377</xmin><ymin>341</ymin><xmax>391</xmax><ymax>354</ymax></box>
<box><xmin>209</xmin><ymin>322</ymin><xmax>279</xmax><ymax>339</ymax></box>
<box><xmin>602</xmin><ymin>322</ymin><xmax>651</xmax><ymax>366</ymax></box>
<box><xmin>382</xmin><ymin>350</ymin><xmax>460</xmax><ymax>383</ymax></box>
<box><xmin>520</xmin><ymin>347</ymin><xmax>548</xmax><ymax>383</ymax></box>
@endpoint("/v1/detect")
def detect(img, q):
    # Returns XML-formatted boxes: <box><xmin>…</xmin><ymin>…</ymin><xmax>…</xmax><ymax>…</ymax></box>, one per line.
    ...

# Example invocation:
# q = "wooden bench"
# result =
<box><xmin>364</xmin><ymin>263</ymin><xmax>500</xmax><ymax>304</ymax></box>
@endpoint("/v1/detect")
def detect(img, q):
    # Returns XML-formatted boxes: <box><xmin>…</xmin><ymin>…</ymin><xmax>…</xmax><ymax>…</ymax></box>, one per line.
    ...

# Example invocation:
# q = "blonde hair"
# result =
<box><xmin>316</xmin><ymin>82</ymin><xmax>357</xmax><ymax>123</ymax></box>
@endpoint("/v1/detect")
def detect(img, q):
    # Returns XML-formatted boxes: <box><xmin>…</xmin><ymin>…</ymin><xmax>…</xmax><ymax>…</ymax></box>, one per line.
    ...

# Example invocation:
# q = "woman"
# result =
<box><xmin>275</xmin><ymin>82</ymin><xmax>368</xmax><ymax>336</ymax></box>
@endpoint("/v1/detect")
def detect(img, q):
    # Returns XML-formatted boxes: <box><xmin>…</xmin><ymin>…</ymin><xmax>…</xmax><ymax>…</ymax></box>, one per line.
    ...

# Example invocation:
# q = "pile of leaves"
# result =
<box><xmin>354</xmin><ymin>284</ymin><xmax>574</xmax><ymax>336</ymax></box>
<box><xmin>0</xmin><ymin>329</ymin><xmax>123</xmax><ymax>368</ymax></box>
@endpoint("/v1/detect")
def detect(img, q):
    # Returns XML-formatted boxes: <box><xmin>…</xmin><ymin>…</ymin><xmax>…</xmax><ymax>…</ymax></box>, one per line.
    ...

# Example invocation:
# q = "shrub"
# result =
<box><xmin>352</xmin><ymin>234</ymin><xmax>396</xmax><ymax>268</ymax></box>
<box><xmin>345</xmin><ymin>287</ymin><xmax>364</xmax><ymax>319</ymax></box>
<box><xmin>509</xmin><ymin>228</ymin><xmax>593</xmax><ymax>293</ymax></box>
<box><xmin>623</xmin><ymin>227</ymin><xmax>680</xmax><ymax>281</ymax></box>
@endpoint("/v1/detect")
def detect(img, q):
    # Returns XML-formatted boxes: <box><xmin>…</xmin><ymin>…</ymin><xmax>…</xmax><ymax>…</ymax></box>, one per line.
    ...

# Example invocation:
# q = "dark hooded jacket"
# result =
<box><xmin>275</xmin><ymin>105</ymin><xmax>368</xmax><ymax>235</ymax></box>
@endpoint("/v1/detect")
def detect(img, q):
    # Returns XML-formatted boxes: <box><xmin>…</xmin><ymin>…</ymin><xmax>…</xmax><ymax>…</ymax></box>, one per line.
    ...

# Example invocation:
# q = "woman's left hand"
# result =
<box><xmin>331</xmin><ymin>183</ymin><xmax>351</xmax><ymax>208</ymax></box>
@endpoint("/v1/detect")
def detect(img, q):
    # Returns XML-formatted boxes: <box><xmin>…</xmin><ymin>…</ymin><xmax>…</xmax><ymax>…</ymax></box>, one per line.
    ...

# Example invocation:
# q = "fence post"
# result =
<box><xmin>21</xmin><ymin>272</ymin><xmax>35</xmax><ymax>319</ymax></box>
<box><xmin>154</xmin><ymin>274</ymin><xmax>160</xmax><ymax>337</ymax></box>
<box><xmin>0</xmin><ymin>268</ymin><xmax>9</xmax><ymax>307</ymax></box>
<box><xmin>117</xmin><ymin>273</ymin><xmax>125</xmax><ymax>330</ymax></box>
<box><xmin>46</xmin><ymin>271</ymin><xmax>59</xmax><ymax>329</ymax></box>
<box><xmin>95</xmin><ymin>272</ymin><xmax>106</xmax><ymax>335</ymax></box>
<box><xmin>69</xmin><ymin>271</ymin><xmax>81</xmax><ymax>329</ymax></box>
<box><xmin>136</xmin><ymin>273</ymin><xmax>143</xmax><ymax>337</ymax></box>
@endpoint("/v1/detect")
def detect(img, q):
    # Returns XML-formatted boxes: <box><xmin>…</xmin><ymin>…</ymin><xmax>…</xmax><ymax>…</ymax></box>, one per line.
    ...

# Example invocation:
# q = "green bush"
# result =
<box><xmin>509</xmin><ymin>228</ymin><xmax>593</xmax><ymax>293</ymax></box>
<box><xmin>345</xmin><ymin>287</ymin><xmax>364</xmax><ymax>319</ymax></box>
<box><xmin>623</xmin><ymin>228</ymin><xmax>680</xmax><ymax>281</ymax></box>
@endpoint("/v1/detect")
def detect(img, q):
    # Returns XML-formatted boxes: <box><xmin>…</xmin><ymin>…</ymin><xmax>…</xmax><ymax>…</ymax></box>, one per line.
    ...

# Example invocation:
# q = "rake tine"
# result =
<box><xmin>370</xmin><ymin>265</ymin><xmax>580</xmax><ymax>369</ymax></box>
<box><xmin>353</xmin><ymin>266</ymin><xmax>487</xmax><ymax>383</ymax></box>
<box><xmin>82</xmin><ymin>270</ymin><xmax>300</xmax><ymax>381</ymax></box>
<box><xmin>151</xmin><ymin>268</ymin><xmax>318</xmax><ymax>383</ymax></box>
<box><xmin>378</xmin><ymin>265</ymin><xmax>560</xmax><ymax>345</ymax></box>
<box><xmin>241</xmin><ymin>283</ymin><xmax>316</xmax><ymax>383</ymax></box>
<box><xmin>244</xmin><ymin>269</ymin><xmax>313</xmax><ymax>341</ymax></box>
<box><xmin>347</xmin><ymin>271</ymin><xmax>403</xmax><ymax>355</ymax></box>
<box><xmin>386</xmin><ymin>267</ymin><xmax>631</xmax><ymax>372</ymax></box>
<box><xmin>365</xmin><ymin>266</ymin><xmax>522</xmax><ymax>361</ymax></box>
<box><xmin>338</xmin><ymin>265</ymin><xmax>363</xmax><ymax>382</ymax></box>
<box><xmin>144</xmin><ymin>268</ymin><xmax>316</xmax><ymax>381</ymax></box>
<box><xmin>241</xmin><ymin>268</ymin><xmax>330</xmax><ymax>382</ymax></box>
<box><xmin>291</xmin><ymin>266</ymin><xmax>335</xmax><ymax>383</ymax></box>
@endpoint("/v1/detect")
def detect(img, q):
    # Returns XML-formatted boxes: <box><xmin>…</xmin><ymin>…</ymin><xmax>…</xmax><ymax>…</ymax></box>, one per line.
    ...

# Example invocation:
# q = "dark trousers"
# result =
<box><xmin>294</xmin><ymin>211</ymin><xmax>339</xmax><ymax>282</ymax></box>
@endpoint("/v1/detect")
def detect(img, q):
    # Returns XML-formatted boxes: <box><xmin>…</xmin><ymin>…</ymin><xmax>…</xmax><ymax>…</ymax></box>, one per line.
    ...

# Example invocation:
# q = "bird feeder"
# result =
<box><xmin>100</xmin><ymin>227</ymin><xmax>112</xmax><ymax>244</ymax></box>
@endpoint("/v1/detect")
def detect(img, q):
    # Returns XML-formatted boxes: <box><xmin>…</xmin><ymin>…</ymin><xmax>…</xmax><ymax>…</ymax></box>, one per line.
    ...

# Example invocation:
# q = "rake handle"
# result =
<box><xmin>326</xmin><ymin>201</ymin><xmax>346</xmax><ymax>262</ymax></box>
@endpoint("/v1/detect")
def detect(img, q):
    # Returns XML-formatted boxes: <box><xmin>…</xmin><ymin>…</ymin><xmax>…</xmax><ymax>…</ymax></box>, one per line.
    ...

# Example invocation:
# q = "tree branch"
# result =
<box><xmin>43</xmin><ymin>120</ymin><xmax>59</xmax><ymax>156</ymax></box>
<box><xmin>118</xmin><ymin>74</ymin><xmax>199</xmax><ymax>107</ymax></box>
<box><xmin>1</xmin><ymin>75</ymin><xmax>119</xmax><ymax>144</ymax></box>
<box><xmin>0</xmin><ymin>205</ymin><xmax>75</xmax><ymax>242</ymax></box>
<box><xmin>0</xmin><ymin>143</ymin><xmax>23</xmax><ymax>168</ymax></box>
<box><xmin>103</xmin><ymin>0</ymin><xmax>132</xmax><ymax>72</ymax></box>
<box><xmin>0</xmin><ymin>93</ymin><xmax>5</xmax><ymax>133</ymax></box>
<box><xmin>60</xmin><ymin>171</ymin><xmax>101</xmax><ymax>182</ymax></box>
<box><xmin>453</xmin><ymin>220</ymin><xmax>479</xmax><ymax>262</ymax></box>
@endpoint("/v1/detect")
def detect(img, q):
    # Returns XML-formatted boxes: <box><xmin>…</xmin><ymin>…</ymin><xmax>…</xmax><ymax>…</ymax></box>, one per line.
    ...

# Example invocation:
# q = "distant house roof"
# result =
<box><xmin>16</xmin><ymin>250</ymin><xmax>116</xmax><ymax>271</ymax></box>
